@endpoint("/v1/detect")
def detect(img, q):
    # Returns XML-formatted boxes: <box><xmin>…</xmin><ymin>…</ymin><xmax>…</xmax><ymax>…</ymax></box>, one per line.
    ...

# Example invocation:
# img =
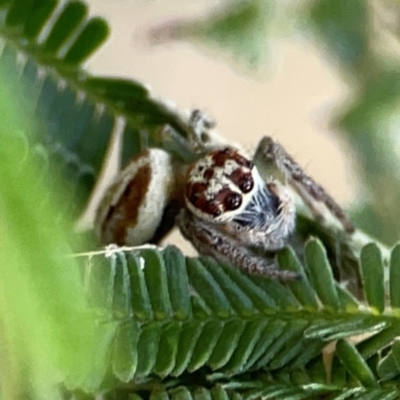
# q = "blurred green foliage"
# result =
<box><xmin>0</xmin><ymin>72</ymin><xmax>116</xmax><ymax>398</ymax></box>
<box><xmin>172</xmin><ymin>0</ymin><xmax>273</xmax><ymax>66</ymax></box>
<box><xmin>307</xmin><ymin>0</ymin><xmax>400</xmax><ymax>244</ymax></box>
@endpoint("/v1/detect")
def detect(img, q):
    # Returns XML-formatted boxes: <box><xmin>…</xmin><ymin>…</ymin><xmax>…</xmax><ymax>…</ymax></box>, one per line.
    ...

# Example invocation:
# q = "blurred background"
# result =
<box><xmin>87</xmin><ymin>0</ymin><xmax>400</xmax><ymax>246</ymax></box>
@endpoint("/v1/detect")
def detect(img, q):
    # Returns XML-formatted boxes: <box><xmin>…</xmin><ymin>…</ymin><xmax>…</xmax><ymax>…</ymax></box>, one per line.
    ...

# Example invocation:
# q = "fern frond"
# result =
<box><xmin>77</xmin><ymin>240</ymin><xmax>400</xmax><ymax>397</ymax></box>
<box><xmin>100</xmin><ymin>382</ymin><xmax>398</xmax><ymax>400</ymax></box>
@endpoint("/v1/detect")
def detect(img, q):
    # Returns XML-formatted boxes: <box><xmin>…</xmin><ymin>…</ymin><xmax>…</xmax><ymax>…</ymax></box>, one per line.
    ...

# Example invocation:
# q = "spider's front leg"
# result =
<box><xmin>177</xmin><ymin>209</ymin><xmax>300</xmax><ymax>281</ymax></box>
<box><xmin>256</xmin><ymin>137</ymin><xmax>355</xmax><ymax>234</ymax></box>
<box><xmin>188</xmin><ymin>109</ymin><xmax>215</xmax><ymax>151</ymax></box>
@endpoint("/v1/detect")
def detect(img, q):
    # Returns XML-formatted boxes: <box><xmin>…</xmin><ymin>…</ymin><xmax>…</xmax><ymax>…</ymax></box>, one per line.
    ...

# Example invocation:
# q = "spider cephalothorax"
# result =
<box><xmin>95</xmin><ymin>110</ymin><xmax>354</xmax><ymax>280</ymax></box>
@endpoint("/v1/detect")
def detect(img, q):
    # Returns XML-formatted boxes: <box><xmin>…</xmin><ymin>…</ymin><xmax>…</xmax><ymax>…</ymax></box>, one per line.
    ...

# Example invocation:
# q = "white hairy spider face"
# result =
<box><xmin>184</xmin><ymin>147</ymin><xmax>295</xmax><ymax>236</ymax></box>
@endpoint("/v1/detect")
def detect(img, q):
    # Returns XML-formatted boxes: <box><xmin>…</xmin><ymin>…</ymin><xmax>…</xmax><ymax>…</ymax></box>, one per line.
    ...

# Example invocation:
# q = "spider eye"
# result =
<box><xmin>212</xmin><ymin>208</ymin><xmax>222</xmax><ymax>217</ymax></box>
<box><xmin>239</xmin><ymin>174</ymin><xmax>254</xmax><ymax>193</ymax></box>
<box><xmin>225</xmin><ymin>192</ymin><xmax>242</xmax><ymax>211</ymax></box>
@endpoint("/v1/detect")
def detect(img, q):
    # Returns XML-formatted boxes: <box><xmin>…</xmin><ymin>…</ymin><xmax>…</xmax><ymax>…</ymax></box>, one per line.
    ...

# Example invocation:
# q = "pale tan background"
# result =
<box><xmin>87</xmin><ymin>0</ymin><xmax>357</xmax><ymax>251</ymax></box>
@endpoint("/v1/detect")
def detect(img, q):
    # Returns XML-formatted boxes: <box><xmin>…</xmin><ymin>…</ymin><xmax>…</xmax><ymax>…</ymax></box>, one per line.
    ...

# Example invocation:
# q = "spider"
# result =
<box><xmin>95</xmin><ymin>110</ymin><xmax>355</xmax><ymax>280</ymax></box>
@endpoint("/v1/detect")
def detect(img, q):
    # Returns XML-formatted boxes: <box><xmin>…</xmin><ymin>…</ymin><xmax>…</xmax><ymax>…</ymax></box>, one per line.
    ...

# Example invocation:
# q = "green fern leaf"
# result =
<box><xmin>77</xmin><ymin>242</ymin><xmax>400</xmax><ymax>397</ymax></box>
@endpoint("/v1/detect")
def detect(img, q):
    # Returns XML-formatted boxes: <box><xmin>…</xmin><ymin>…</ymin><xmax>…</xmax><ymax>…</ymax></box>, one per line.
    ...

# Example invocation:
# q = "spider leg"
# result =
<box><xmin>177</xmin><ymin>209</ymin><xmax>300</xmax><ymax>281</ymax></box>
<box><xmin>188</xmin><ymin>109</ymin><xmax>216</xmax><ymax>153</ymax></box>
<box><xmin>256</xmin><ymin>136</ymin><xmax>355</xmax><ymax>233</ymax></box>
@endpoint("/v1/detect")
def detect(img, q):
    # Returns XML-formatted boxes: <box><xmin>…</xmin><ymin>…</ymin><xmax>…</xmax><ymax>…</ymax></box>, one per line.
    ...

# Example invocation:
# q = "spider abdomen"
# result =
<box><xmin>95</xmin><ymin>148</ymin><xmax>178</xmax><ymax>246</ymax></box>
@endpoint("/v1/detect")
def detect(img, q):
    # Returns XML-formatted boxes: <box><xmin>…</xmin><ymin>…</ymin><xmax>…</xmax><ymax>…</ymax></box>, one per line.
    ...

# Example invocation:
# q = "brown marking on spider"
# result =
<box><xmin>185</xmin><ymin>181</ymin><xmax>222</xmax><ymax>218</ymax></box>
<box><xmin>101</xmin><ymin>161</ymin><xmax>152</xmax><ymax>245</ymax></box>
<box><xmin>102</xmin><ymin>165</ymin><xmax>151</xmax><ymax>246</ymax></box>
<box><xmin>211</xmin><ymin>147</ymin><xmax>252</xmax><ymax>169</ymax></box>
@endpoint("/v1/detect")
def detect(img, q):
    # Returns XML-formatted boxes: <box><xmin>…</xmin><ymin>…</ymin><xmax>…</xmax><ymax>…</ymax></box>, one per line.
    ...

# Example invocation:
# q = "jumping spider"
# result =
<box><xmin>95</xmin><ymin>110</ymin><xmax>354</xmax><ymax>280</ymax></box>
